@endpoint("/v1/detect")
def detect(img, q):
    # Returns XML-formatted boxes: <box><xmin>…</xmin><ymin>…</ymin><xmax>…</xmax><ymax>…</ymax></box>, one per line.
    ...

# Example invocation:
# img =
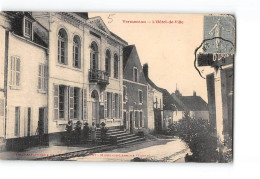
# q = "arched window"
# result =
<box><xmin>105</xmin><ymin>50</ymin><xmax>111</xmax><ymax>76</ymax></box>
<box><xmin>114</xmin><ymin>54</ymin><xmax>119</xmax><ymax>79</ymax></box>
<box><xmin>73</xmin><ymin>35</ymin><xmax>81</xmax><ymax>68</ymax></box>
<box><xmin>58</xmin><ymin>28</ymin><xmax>68</xmax><ymax>65</ymax></box>
<box><xmin>90</xmin><ymin>42</ymin><xmax>98</xmax><ymax>70</ymax></box>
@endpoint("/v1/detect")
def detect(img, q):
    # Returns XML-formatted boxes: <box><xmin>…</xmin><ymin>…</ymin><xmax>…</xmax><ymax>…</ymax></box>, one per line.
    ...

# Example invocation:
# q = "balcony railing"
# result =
<box><xmin>89</xmin><ymin>69</ymin><xmax>109</xmax><ymax>85</ymax></box>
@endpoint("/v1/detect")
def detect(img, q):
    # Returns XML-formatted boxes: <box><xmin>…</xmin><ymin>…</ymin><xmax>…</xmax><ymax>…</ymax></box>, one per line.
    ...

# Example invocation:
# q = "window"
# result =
<box><xmin>114</xmin><ymin>54</ymin><xmax>119</xmax><ymax>79</ymax></box>
<box><xmin>10</xmin><ymin>56</ymin><xmax>21</xmax><ymax>87</ymax></box>
<box><xmin>105</xmin><ymin>50</ymin><xmax>111</xmax><ymax>76</ymax></box>
<box><xmin>138</xmin><ymin>90</ymin><xmax>143</xmax><ymax>104</ymax></box>
<box><xmin>58</xmin><ymin>29</ymin><xmax>68</xmax><ymax>65</ymax></box>
<box><xmin>123</xmin><ymin>86</ymin><xmax>127</xmax><ymax>102</ymax></box>
<box><xmin>140</xmin><ymin>111</ymin><xmax>143</xmax><ymax>127</ymax></box>
<box><xmin>59</xmin><ymin>86</ymin><xmax>65</xmax><ymax>119</ymax></box>
<box><xmin>24</xmin><ymin>19</ymin><xmax>32</xmax><ymax>38</ymax></box>
<box><xmin>15</xmin><ymin>107</ymin><xmax>20</xmax><ymax>137</ymax></box>
<box><xmin>73</xmin><ymin>36</ymin><xmax>81</xmax><ymax>68</ymax></box>
<box><xmin>90</xmin><ymin>42</ymin><xmax>98</xmax><ymax>70</ymax></box>
<box><xmin>38</xmin><ymin>64</ymin><xmax>47</xmax><ymax>92</ymax></box>
<box><xmin>133</xmin><ymin>67</ymin><xmax>138</xmax><ymax>82</ymax></box>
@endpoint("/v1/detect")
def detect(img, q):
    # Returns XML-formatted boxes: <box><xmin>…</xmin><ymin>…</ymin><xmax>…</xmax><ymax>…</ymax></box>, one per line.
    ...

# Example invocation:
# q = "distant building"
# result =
<box><xmin>171</xmin><ymin>90</ymin><xmax>209</xmax><ymax>121</ymax></box>
<box><xmin>122</xmin><ymin>45</ymin><xmax>148</xmax><ymax>134</ymax></box>
<box><xmin>143</xmin><ymin>64</ymin><xmax>163</xmax><ymax>133</ymax></box>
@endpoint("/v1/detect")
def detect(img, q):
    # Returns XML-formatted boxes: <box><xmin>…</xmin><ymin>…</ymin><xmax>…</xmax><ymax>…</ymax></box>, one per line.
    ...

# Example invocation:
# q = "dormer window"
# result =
<box><xmin>24</xmin><ymin>18</ymin><xmax>33</xmax><ymax>39</ymax></box>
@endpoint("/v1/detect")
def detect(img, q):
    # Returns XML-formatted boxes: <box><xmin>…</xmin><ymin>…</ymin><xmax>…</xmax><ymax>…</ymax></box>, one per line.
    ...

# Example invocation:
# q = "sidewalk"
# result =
<box><xmin>0</xmin><ymin>143</ymin><xmax>99</xmax><ymax>160</ymax></box>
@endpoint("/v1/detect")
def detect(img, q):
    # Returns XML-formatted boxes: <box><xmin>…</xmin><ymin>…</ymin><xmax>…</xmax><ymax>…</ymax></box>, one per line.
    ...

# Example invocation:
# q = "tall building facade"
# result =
<box><xmin>0</xmin><ymin>11</ymin><xmax>128</xmax><ymax>149</ymax></box>
<box><xmin>122</xmin><ymin>45</ymin><xmax>148</xmax><ymax>134</ymax></box>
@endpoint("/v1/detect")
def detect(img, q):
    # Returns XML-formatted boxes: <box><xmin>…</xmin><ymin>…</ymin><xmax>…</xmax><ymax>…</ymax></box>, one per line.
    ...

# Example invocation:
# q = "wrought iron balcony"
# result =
<box><xmin>89</xmin><ymin>69</ymin><xmax>109</xmax><ymax>85</ymax></box>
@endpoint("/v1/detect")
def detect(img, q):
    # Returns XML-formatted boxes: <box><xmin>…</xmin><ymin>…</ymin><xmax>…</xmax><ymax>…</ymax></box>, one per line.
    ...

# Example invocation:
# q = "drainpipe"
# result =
<box><xmin>4</xmin><ymin>30</ymin><xmax>9</xmax><ymax>139</ymax></box>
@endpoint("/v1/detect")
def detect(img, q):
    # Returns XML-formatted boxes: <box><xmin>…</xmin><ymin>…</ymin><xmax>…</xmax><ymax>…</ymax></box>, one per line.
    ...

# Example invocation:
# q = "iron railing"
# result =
<box><xmin>89</xmin><ymin>69</ymin><xmax>109</xmax><ymax>85</ymax></box>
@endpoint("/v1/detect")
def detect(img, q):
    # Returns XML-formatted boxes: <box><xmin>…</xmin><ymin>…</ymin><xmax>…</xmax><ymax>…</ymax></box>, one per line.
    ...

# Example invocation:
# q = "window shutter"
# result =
<box><xmin>16</xmin><ymin>58</ymin><xmax>20</xmax><ymax>86</ymax></box>
<box><xmin>119</xmin><ymin>94</ymin><xmax>122</xmax><ymax>119</ymax></box>
<box><xmin>83</xmin><ymin>89</ymin><xmax>87</xmax><ymax>120</ymax></box>
<box><xmin>44</xmin><ymin>65</ymin><xmax>47</xmax><ymax>91</ymax></box>
<box><xmin>69</xmin><ymin>87</ymin><xmax>74</xmax><ymax>120</ymax></box>
<box><xmin>53</xmin><ymin>84</ymin><xmax>59</xmax><ymax>121</ymax></box>
<box><xmin>104</xmin><ymin>92</ymin><xmax>107</xmax><ymax>119</ymax></box>
<box><xmin>112</xmin><ymin>93</ymin><xmax>115</xmax><ymax>118</ymax></box>
<box><xmin>38</xmin><ymin>65</ymin><xmax>42</xmax><ymax>89</ymax></box>
<box><xmin>10</xmin><ymin>57</ymin><xmax>15</xmax><ymax>85</ymax></box>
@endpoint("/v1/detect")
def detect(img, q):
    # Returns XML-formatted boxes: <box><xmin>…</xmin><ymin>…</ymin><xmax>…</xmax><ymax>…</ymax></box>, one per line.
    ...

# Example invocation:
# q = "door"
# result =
<box><xmin>129</xmin><ymin>111</ymin><xmax>133</xmax><ymax>133</ymax></box>
<box><xmin>92</xmin><ymin>102</ymin><xmax>99</xmax><ymax>125</ymax></box>
<box><xmin>27</xmin><ymin>108</ymin><xmax>31</xmax><ymax>136</ymax></box>
<box><xmin>38</xmin><ymin>108</ymin><xmax>45</xmax><ymax>136</ymax></box>
<box><xmin>154</xmin><ymin>109</ymin><xmax>162</xmax><ymax>133</ymax></box>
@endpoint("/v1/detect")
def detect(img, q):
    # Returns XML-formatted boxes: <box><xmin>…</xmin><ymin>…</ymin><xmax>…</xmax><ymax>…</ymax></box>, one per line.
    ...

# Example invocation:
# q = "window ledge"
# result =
<box><xmin>38</xmin><ymin>89</ymin><xmax>47</xmax><ymax>94</ymax></box>
<box><xmin>56</xmin><ymin>63</ymin><xmax>83</xmax><ymax>72</ymax></box>
<box><xmin>9</xmin><ymin>86</ymin><xmax>21</xmax><ymax>90</ymax></box>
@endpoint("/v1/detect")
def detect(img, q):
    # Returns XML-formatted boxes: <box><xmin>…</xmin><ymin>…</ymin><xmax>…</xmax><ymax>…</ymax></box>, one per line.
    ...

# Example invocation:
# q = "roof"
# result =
<box><xmin>123</xmin><ymin>45</ymin><xmax>135</xmax><ymax>70</ymax></box>
<box><xmin>159</xmin><ymin>88</ymin><xmax>183</xmax><ymax>111</ymax></box>
<box><xmin>110</xmin><ymin>31</ymin><xmax>128</xmax><ymax>45</ymax></box>
<box><xmin>74</xmin><ymin>12</ymin><xmax>89</xmax><ymax>19</ymax></box>
<box><xmin>145</xmin><ymin>75</ymin><xmax>163</xmax><ymax>93</ymax></box>
<box><xmin>177</xmin><ymin>96</ymin><xmax>208</xmax><ymax>111</ymax></box>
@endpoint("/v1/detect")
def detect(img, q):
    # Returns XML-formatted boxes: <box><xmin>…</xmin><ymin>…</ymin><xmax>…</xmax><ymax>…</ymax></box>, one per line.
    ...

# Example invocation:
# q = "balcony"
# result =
<box><xmin>89</xmin><ymin>69</ymin><xmax>109</xmax><ymax>85</ymax></box>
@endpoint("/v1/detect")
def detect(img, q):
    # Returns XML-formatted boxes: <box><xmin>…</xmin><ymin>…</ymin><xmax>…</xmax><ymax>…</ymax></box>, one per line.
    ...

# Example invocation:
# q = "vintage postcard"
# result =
<box><xmin>0</xmin><ymin>12</ymin><xmax>235</xmax><ymax>162</ymax></box>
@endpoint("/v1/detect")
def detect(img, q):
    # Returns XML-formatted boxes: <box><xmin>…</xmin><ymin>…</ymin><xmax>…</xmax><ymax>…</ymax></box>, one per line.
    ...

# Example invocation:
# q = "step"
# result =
<box><xmin>117</xmin><ymin>137</ymin><xmax>145</xmax><ymax>146</ymax></box>
<box><xmin>117</xmin><ymin>135</ymin><xmax>142</xmax><ymax>144</ymax></box>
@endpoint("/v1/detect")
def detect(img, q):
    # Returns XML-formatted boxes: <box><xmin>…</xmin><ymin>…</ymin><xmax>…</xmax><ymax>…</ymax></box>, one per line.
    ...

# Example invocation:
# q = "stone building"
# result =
<box><xmin>0</xmin><ymin>11</ymin><xmax>128</xmax><ymax>149</ymax></box>
<box><xmin>171</xmin><ymin>90</ymin><xmax>209</xmax><ymax>121</ymax></box>
<box><xmin>122</xmin><ymin>45</ymin><xmax>148</xmax><ymax>134</ymax></box>
<box><xmin>143</xmin><ymin>64</ymin><xmax>164</xmax><ymax>133</ymax></box>
<box><xmin>0</xmin><ymin>12</ymin><xmax>48</xmax><ymax>149</ymax></box>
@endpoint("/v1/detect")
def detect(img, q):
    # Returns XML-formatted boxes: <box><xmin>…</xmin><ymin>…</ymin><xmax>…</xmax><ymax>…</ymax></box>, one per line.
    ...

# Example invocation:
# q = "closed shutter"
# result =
<box><xmin>53</xmin><ymin>84</ymin><xmax>59</xmax><ymax>121</ymax></box>
<box><xmin>44</xmin><ymin>65</ymin><xmax>48</xmax><ymax>91</ymax></box>
<box><xmin>83</xmin><ymin>89</ymin><xmax>87</xmax><ymax>120</ymax></box>
<box><xmin>104</xmin><ymin>92</ymin><xmax>107</xmax><ymax>119</ymax></box>
<box><xmin>119</xmin><ymin>94</ymin><xmax>122</xmax><ymax>119</ymax></box>
<box><xmin>69</xmin><ymin>87</ymin><xmax>74</xmax><ymax>120</ymax></box>
<box><xmin>16</xmin><ymin>58</ymin><xmax>20</xmax><ymax>86</ymax></box>
<box><xmin>112</xmin><ymin>93</ymin><xmax>115</xmax><ymax>118</ymax></box>
<box><xmin>10</xmin><ymin>57</ymin><xmax>15</xmax><ymax>85</ymax></box>
<box><xmin>44</xmin><ymin>108</ymin><xmax>48</xmax><ymax>134</ymax></box>
<box><xmin>38</xmin><ymin>65</ymin><xmax>42</xmax><ymax>89</ymax></box>
<box><xmin>24</xmin><ymin>107</ymin><xmax>28</xmax><ymax>137</ymax></box>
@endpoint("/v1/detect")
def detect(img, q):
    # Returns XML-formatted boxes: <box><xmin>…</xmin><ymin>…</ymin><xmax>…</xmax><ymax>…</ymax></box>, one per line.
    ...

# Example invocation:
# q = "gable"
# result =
<box><xmin>87</xmin><ymin>16</ymin><xmax>110</xmax><ymax>34</ymax></box>
<box><xmin>123</xmin><ymin>45</ymin><xmax>147</xmax><ymax>85</ymax></box>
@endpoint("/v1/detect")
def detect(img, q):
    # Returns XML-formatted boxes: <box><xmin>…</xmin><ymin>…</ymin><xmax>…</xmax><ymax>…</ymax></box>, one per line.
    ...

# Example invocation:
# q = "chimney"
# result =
<box><xmin>193</xmin><ymin>91</ymin><xmax>196</xmax><ymax>96</ymax></box>
<box><xmin>143</xmin><ymin>63</ymin><xmax>148</xmax><ymax>77</ymax></box>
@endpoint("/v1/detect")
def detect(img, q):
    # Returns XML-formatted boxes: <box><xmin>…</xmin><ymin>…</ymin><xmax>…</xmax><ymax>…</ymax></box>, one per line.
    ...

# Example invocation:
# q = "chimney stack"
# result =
<box><xmin>143</xmin><ymin>63</ymin><xmax>148</xmax><ymax>77</ymax></box>
<box><xmin>193</xmin><ymin>91</ymin><xmax>196</xmax><ymax>96</ymax></box>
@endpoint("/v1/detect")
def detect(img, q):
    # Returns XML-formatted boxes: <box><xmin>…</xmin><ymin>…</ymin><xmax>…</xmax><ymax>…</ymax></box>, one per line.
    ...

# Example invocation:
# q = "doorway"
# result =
<box><xmin>91</xmin><ymin>90</ymin><xmax>99</xmax><ymax>125</ymax></box>
<box><xmin>129</xmin><ymin>111</ymin><xmax>133</xmax><ymax>133</ymax></box>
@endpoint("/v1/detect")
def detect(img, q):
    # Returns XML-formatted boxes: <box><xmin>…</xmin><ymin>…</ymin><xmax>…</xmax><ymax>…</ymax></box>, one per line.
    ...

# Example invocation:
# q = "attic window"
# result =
<box><xmin>24</xmin><ymin>19</ymin><xmax>32</xmax><ymax>38</ymax></box>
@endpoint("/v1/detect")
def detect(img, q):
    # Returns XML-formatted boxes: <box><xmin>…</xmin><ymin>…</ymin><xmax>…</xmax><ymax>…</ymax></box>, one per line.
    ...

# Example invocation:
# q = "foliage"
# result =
<box><xmin>168</xmin><ymin>114</ymin><xmax>218</xmax><ymax>162</ymax></box>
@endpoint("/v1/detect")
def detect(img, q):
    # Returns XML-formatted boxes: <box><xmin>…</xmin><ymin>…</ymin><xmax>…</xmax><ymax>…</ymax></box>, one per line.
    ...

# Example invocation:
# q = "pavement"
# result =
<box><xmin>67</xmin><ymin>137</ymin><xmax>191</xmax><ymax>162</ymax></box>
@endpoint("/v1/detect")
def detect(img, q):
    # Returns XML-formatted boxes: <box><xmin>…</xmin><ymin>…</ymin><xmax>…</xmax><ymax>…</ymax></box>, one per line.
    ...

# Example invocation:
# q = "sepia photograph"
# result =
<box><xmin>0</xmin><ymin>11</ymin><xmax>235</xmax><ymax>163</ymax></box>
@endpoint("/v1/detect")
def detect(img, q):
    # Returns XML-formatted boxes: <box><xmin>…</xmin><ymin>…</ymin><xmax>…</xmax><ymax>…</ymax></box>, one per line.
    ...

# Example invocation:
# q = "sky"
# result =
<box><xmin>89</xmin><ymin>13</ymin><xmax>208</xmax><ymax>101</ymax></box>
